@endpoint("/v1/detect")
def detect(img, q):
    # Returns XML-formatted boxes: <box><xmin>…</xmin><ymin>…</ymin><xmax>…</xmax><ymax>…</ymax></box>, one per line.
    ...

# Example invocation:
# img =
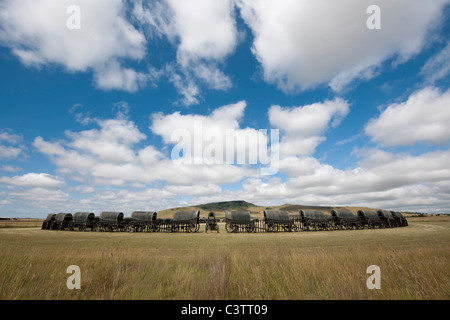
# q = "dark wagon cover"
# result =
<box><xmin>69</xmin><ymin>212</ymin><xmax>97</xmax><ymax>231</ymax></box>
<box><xmin>96</xmin><ymin>211</ymin><xmax>127</xmax><ymax>232</ymax></box>
<box><xmin>52</xmin><ymin>213</ymin><xmax>73</xmax><ymax>230</ymax></box>
<box><xmin>167</xmin><ymin>210</ymin><xmax>200</xmax><ymax>233</ymax></box>
<box><xmin>391</xmin><ymin>211</ymin><xmax>408</xmax><ymax>227</ymax></box>
<box><xmin>225</xmin><ymin>211</ymin><xmax>257</xmax><ymax>233</ymax></box>
<box><xmin>263</xmin><ymin>210</ymin><xmax>296</xmax><ymax>232</ymax></box>
<box><xmin>377</xmin><ymin>210</ymin><xmax>396</xmax><ymax>228</ymax></box>
<box><xmin>330</xmin><ymin>209</ymin><xmax>361</xmax><ymax>230</ymax></box>
<box><xmin>299</xmin><ymin>210</ymin><xmax>331</xmax><ymax>231</ymax></box>
<box><xmin>42</xmin><ymin>213</ymin><xmax>56</xmax><ymax>230</ymax></box>
<box><xmin>128</xmin><ymin>211</ymin><xmax>159</xmax><ymax>232</ymax></box>
<box><xmin>357</xmin><ymin>210</ymin><xmax>384</xmax><ymax>228</ymax></box>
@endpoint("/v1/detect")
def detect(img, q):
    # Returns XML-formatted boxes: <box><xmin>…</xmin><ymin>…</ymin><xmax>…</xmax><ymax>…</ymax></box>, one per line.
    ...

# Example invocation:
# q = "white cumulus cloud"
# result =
<box><xmin>237</xmin><ymin>0</ymin><xmax>449</xmax><ymax>92</ymax></box>
<box><xmin>365</xmin><ymin>87</ymin><xmax>450</xmax><ymax>146</ymax></box>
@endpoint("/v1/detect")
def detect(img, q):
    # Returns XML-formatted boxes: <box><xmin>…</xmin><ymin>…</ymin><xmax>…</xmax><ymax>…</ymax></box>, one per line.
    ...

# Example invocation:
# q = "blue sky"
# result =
<box><xmin>1</xmin><ymin>0</ymin><xmax>450</xmax><ymax>217</ymax></box>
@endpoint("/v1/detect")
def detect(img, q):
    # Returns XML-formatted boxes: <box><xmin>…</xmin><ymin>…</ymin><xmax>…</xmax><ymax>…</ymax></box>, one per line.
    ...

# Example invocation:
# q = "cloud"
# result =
<box><xmin>237</xmin><ymin>0</ymin><xmax>449</xmax><ymax>92</ymax></box>
<box><xmin>0</xmin><ymin>130</ymin><xmax>25</xmax><ymax>160</ymax></box>
<box><xmin>0</xmin><ymin>0</ymin><xmax>149</xmax><ymax>92</ymax></box>
<box><xmin>135</xmin><ymin>0</ymin><xmax>238</xmax><ymax>104</ymax></box>
<box><xmin>365</xmin><ymin>87</ymin><xmax>450</xmax><ymax>146</ymax></box>
<box><xmin>421</xmin><ymin>42</ymin><xmax>450</xmax><ymax>84</ymax></box>
<box><xmin>33</xmin><ymin>103</ymin><xmax>258</xmax><ymax>187</ymax></box>
<box><xmin>0</xmin><ymin>173</ymin><xmax>65</xmax><ymax>189</ymax></box>
<box><xmin>222</xmin><ymin>149</ymin><xmax>450</xmax><ymax>212</ymax></box>
<box><xmin>269</xmin><ymin>98</ymin><xmax>350</xmax><ymax>156</ymax></box>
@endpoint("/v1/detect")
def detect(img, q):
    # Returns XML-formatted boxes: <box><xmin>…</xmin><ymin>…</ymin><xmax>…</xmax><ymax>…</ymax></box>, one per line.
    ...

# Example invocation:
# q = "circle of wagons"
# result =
<box><xmin>42</xmin><ymin>209</ymin><xmax>408</xmax><ymax>233</ymax></box>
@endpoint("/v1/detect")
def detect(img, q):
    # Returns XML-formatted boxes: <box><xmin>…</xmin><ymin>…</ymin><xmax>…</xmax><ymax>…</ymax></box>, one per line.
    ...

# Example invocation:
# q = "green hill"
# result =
<box><xmin>197</xmin><ymin>200</ymin><xmax>257</xmax><ymax>211</ymax></box>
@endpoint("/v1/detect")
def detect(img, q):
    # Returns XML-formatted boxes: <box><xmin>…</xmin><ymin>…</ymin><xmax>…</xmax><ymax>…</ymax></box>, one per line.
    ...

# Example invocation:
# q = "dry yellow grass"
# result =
<box><xmin>0</xmin><ymin>218</ymin><xmax>448</xmax><ymax>300</ymax></box>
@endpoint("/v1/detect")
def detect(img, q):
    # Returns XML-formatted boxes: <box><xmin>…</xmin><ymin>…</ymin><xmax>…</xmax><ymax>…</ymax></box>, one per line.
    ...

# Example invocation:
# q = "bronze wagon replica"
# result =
<box><xmin>167</xmin><ymin>210</ymin><xmax>200</xmax><ymax>233</ymax></box>
<box><xmin>299</xmin><ymin>210</ymin><xmax>332</xmax><ymax>231</ymax></box>
<box><xmin>357</xmin><ymin>210</ymin><xmax>384</xmax><ymax>229</ymax></box>
<box><xmin>128</xmin><ymin>211</ymin><xmax>159</xmax><ymax>232</ymax></box>
<box><xmin>69</xmin><ymin>212</ymin><xmax>97</xmax><ymax>231</ymax></box>
<box><xmin>205</xmin><ymin>211</ymin><xmax>220</xmax><ymax>233</ymax></box>
<box><xmin>263</xmin><ymin>210</ymin><xmax>297</xmax><ymax>232</ymax></box>
<box><xmin>377</xmin><ymin>210</ymin><xmax>396</xmax><ymax>228</ymax></box>
<box><xmin>42</xmin><ymin>213</ymin><xmax>56</xmax><ymax>230</ymax></box>
<box><xmin>392</xmin><ymin>211</ymin><xmax>408</xmax><ymax>227</ymax></box>
<box><xmin>225</xmin><ymin>211</ymin><xmax>258</xmax><ymax>233</ymax></box>
<box><xmin>52</xmin><ymin>213</ymin><xmax>73</xmax><ymax>231</ymax></box>
<box><xmin>330</xmin><ymin>209</ymin><xmax>362</xmax><ymax>230</ymax></box>
<box><xmin>96</xmin><ymin>211</ymin><xmax>127</xmax><ymax>232</ymax></box>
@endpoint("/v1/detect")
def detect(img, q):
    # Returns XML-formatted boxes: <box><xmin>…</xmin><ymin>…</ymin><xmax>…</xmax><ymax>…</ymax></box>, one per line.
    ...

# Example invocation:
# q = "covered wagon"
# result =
<box><xmin>128</xmin><ymin>211</ymin><xmax>159</xmax><ymax>232</ymax></box>
<box><xmin>96</xmin><ymin>211</ymin><xmax>127</xmax><ymax>232</ymax></box>
<box><xmin>168</xmin><ymin>210</ymin><xmax>200</xmax><ymax>233</ymax></box>
<box><xmin>224</xmin><ymin>211</ymin><xmax>257</xmax><ymax>233</ymax></box>
<box><xmin>263</xmin><ymin>210</ymin><xmax>296</xmax><ymax>232</ymax></box>
<box><xmin>330</xmin><ymin>209</ymin><xmax>362</xmax><ymax>230</ymax></box>
<box><xmin>357</xmin><ymin>210</ymin><xmax>384</xmax><ymax>229</ymax></box>
<box><xmin>52</xmin><ymin>213</ymin><xmax>73</xmax><ymax>230</ymax></box>
<box><xmin>42</xmin><ymin>213</ymin><xmax>56</xmax><ymax>230</ymax></box>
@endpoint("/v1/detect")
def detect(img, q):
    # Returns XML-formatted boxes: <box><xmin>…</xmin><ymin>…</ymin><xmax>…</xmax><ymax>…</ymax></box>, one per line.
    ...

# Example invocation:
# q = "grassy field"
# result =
<box><xmin>0</xmin><ymin>216</ymin><xmax>448</xmax><ymax>300</ymax></box>
<box><xmin>0</xmin><ymin>219</ymin><xmax>43</xmax><ymax>228</ymax></box>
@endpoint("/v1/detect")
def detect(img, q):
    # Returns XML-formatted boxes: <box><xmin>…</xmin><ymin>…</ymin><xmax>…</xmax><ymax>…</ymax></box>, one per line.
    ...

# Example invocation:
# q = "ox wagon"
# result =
<box><xmin>168</xmin><ymin>210</ymin><xmax>200</xmax><ymax>233</ymax></box>
<box><xmin>377</xmin><ymin>210</ymin><xmax>396</xmax><ymax>228</ymax></box>
<box><xmin>205</xmin><ymin>212</ymin><xmax>220</xmax><ymax>233</ymax></box>
<box><xmin>52</xmin><ymin>213</ymin><xmax>73</xmax><ymax>231</ymax></box>
<box><xmin>42</xmin><ymin>213</ymin><xmax>56</xmax><ymax>230</ymax></box>
<box><xmin>69</xmin><ymin>212</ymin><xmax>97</xmax><ymax>231</ymax></box>
<box><xmin>392</xmin><ymin>211</ymin><xmax>408</xmax><ymax>227</ymax></box>
<box><xmin>263</xmin><ymin>210</ymin><xmax>296</xmax><ymax>232</ymax></box>
<box><xmin>299</xmin><ymin>210</ymin><xmax>332</xmax><ymax>231</ymax></box>
<box><xmin>225</xmin><ymin>211</ymin><xmax>258</xmax><ymax>233</ymax></box>
<box><xmin>96</xmin><ymin>212</ymin><xmax>127</xmax><ymax>232</ymax></box>
<box><xmin>128</xmin><ymin>211</ymin><xmax>159</xmax><ymax>232</ymax></box>
<box><xmin>357</xmin><ymin>210</ymin><xmax>384</xmax><ymax>229</ymax></box>
<box><xmin>330</xmin><ymin>210</ymin><xmax>362</xmax><ymax>230</ymax></box>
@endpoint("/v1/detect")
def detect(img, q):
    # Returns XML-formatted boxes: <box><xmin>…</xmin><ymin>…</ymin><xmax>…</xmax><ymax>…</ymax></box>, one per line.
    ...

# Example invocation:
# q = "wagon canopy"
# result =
<box><xmin>225</xmin><ymin>211</ymin><xmax>251</xmax><ymax>222</ymax></box>
<box><xmin>100</xmin><ymin>211</ymin><xmax>124</xmax><ymax>222</ymax></box>
<box><xmin>300</xmin><ymin>210</ymin><xmax>326</xmax><ymax>220</ymax></box>
<box><xmin>391</xmin><ymin>211</ymin><xmax>404</xmax><ymax>219</ymax></box>
<box><xmin>46</xmin><ymin>213</ymin><xmax>56</xmax><ymax>220</ymax></box>
<box><xmin>208</xmin><ymin>212</ymin><xmax>216</xmax><ymax>219</ymax></box>
<box><xmin>131</xmin><ymin>211</ymin><xmax>157</xmax><ymax>222</ymax></box>
<box><xmin>264</xmin><ymin>210</ymin><xmax>291</xmax><ymax>221</ymax></box>
<box><xmin>173</xmin><ymin>210</ymin><xmax>200</xmax><ymax>222</ymax></box>
<box><xmin>331</xmin><ymin>210</ymin><xmax>357</xmax><ymax>220</ymax></box>
<box><xmin>377</xmin><ymin>210</ymin><xmax>394</xmax><ymax>219</ymax></box>
<box><xmin>357</xmin><ymin>210</ymin><xmax>380</xmax><ymax>220</ymax></box>
<box><xmin>55</xmin><ymin>213</ymin><xmax>72</xmax><ymax>222</ymax></box>
<box><xmin>73</xmin><ymin>212</ymin><xmax>95</xmax><ymax>223</ymax></box>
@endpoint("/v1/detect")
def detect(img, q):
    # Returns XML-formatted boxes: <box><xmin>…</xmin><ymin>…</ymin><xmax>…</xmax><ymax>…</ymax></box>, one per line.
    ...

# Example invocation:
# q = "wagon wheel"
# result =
<box><xmin>187</xmin><ymin>223</ymin><xmax>197</xmax><ymax>233</ymax></box>
<box><xmin>226</xmin><ymin>223</ymin><xmax>237</xmax><ymax>233</ymax></box>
